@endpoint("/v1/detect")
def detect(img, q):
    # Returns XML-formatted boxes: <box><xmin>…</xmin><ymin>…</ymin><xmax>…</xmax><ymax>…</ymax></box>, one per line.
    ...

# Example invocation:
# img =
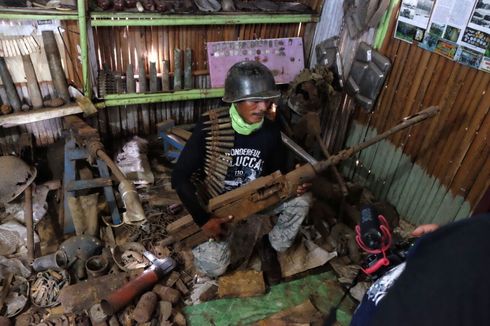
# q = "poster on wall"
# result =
<box><xmin>396</xmin><ymin>0</ymin><xmax>490</xmax><ymax>74</ymax></box>
<box><xmin>395</xmin><ymin>0</ymin><xmax>436</xmax><ymax>43</ymax></box>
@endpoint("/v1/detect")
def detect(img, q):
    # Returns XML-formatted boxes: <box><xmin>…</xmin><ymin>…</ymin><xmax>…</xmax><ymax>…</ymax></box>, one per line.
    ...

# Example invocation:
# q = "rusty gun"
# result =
<box><xmin>207</xmin><ymin>106</ymin><xmax>439</xmax><ymax>222</ymax></box>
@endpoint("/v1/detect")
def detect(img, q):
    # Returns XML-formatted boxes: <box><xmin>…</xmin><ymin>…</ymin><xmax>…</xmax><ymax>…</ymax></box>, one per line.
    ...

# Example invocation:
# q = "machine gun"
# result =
<box><xmin>208</xmin><ymin>106</ymin><xmax>439</xmax><ymax>222</ymax></box>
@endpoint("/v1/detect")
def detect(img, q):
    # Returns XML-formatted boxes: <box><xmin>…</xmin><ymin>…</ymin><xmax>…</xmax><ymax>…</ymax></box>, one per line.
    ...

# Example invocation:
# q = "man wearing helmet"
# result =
<box><xmin>171</xmin><ymin>61</ymin><xmax>312</xmax><ymax>281</ymax></box>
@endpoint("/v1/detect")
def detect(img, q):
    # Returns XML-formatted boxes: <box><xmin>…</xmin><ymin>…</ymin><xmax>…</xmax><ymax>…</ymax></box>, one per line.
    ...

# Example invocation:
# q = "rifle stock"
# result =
<box><xmin>208</xmin><ymin>106</ymin><xmax>439</xmax><ymax>222</ymax></box>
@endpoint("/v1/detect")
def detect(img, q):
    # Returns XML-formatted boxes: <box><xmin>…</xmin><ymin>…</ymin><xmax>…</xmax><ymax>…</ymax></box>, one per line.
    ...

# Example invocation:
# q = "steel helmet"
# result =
<box><xmin>0</xmin><ymin>156</ymin><xmax>36</xmax><ymax>205</ymax></box>
<box><xmin>222</xmin><ymin>61</ymin><xmax>281</xmax><ymax>103</ymax></box>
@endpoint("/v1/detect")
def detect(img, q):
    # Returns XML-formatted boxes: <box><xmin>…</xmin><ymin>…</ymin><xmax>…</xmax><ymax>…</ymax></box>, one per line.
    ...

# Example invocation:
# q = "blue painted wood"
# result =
<box><xmin>160</xmin><ymin>131</ymin><xmax>185</xmax><ymax>160</ymax></box>
<box><xmin>66</xmin><ymin>178</ymin><xmax>113</xmax><ymax>192</ymax></box>
<box><xmin>63</xmin><ymin>137</ymin><xmax>77</xmax><ymax>234</ymax></box>
<box><xmin>96</xmin><ymin>158</ymin><xmax>121</xmax><ymax>225</ymax></box>
<box><xmin>63</xmin><ymin>135</ymin><xmax>122</xmax><ymax>232</ymax></box>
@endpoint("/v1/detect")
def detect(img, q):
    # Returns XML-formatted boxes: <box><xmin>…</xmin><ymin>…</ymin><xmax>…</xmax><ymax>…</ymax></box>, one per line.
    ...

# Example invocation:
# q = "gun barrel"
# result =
<box><xmin>313</xmin><ymin>106</ymin><xmax>439</xmax><ymax>173</ymax></box>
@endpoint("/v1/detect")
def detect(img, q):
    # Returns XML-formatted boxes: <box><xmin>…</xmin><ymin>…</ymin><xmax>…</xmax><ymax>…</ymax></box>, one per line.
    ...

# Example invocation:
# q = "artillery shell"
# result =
<box><xmin>133</xmin><ymin>292</ymin><xmax>158</xmax><ymax>323</ymax></box>
<box><xmin>152</xmin><ymin>285</ymin><xmax>181</xmax><ymax>304</ymax></box>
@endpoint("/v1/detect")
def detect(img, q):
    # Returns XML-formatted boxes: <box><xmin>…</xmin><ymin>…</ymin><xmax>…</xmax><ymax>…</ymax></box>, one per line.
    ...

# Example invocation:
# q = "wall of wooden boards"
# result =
<box><xmin>341</xmin><ymin>17</ymin><xmax>489</xmax><ymax>225</ymax></box>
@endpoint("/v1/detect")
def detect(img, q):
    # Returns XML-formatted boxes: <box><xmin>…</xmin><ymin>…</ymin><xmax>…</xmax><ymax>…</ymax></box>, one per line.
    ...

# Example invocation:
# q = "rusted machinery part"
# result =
<box><xmin>0</xmin><ymin>156</ymin><xmax>37</xmax><ymax>205</ymax></box>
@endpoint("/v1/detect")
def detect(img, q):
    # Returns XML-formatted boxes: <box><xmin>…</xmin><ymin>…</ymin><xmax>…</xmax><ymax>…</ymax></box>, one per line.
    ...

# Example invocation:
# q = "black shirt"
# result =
<box><xmin>171</xmin><ymin>116</ymin><xmax>286</xmax><ymax>226</ymax></box>
<box><xmin>352</xmin><ymin>213</ymin><xmax>490</xmax><ymax>326</ymax></box>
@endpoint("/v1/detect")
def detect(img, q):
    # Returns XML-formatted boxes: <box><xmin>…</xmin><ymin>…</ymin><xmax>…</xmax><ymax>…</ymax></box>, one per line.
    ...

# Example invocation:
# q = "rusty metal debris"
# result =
<box><xmin>30</xmin><ymin>270</ymin><xmax>69</xmax><ymax>308</ymax></box>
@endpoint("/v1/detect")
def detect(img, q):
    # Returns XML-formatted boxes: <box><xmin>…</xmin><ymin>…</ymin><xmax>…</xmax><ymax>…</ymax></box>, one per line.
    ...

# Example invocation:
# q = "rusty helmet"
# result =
<box><xmin>0</xmin><ymin>156</ymin><xmax>36</xmax><ymax>205</ymax></box>
<box><xmin>222</xmin><ymin>61</ymin><xmax>280</xmax><ymax>103</ymax></box>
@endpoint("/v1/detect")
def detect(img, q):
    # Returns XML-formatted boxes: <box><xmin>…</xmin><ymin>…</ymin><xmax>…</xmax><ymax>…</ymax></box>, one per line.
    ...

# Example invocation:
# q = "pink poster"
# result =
<box><xmin>207</xmin><ymin>37</ymin><xmax>305</xmax><ymax>87</ymax></box>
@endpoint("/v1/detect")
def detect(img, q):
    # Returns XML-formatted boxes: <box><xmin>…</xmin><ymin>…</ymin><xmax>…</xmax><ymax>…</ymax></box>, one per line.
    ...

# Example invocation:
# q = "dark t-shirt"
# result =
<box><xmin>351</xmin><ymin>213</ymin><xmax>490</xmax><ymax>326</ymax></box>
<box><xmin>171</xmin><ymin>116</ymin><xmax>286</xmax><ymax>226</ymax></box>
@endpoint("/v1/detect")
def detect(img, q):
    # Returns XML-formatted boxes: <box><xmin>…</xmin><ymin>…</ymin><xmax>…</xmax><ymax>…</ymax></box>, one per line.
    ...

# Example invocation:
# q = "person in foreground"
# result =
<box><xmin>350</xmin><ymin>212</ymin><xmax>490</xmax><ymax>326</ymax></box>
<box><xmin>171</xmin><ymin>61</ymin><xmax>311</xmax><ymax>281</ymax></box>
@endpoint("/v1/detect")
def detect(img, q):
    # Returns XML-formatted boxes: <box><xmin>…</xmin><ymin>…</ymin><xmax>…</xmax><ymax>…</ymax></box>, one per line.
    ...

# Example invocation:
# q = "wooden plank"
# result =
<box><xmin>0</xmin><ymin>104</ymin><xmax>83</xmax><ymax>127</ymax></box>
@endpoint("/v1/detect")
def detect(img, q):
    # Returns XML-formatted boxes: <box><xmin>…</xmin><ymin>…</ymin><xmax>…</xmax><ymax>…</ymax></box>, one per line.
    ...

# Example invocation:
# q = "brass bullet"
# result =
<box><xmin>202</xmin><ymin>107</ymin><xmax>229</xmax><ymax>116</ymax></box>
<box><xmin>207</xmin><ymin>129</ymin><xmax>235</xmax><ymax>136</ymax></box>
<box><xmin>205</xmin><ymin>141</ymin><xmax>234</xmax><ymax>148</ymax></box>
<box><xmin>203</xmin><ymin>117</ymin><xmax>231</xmax><ymax>125</ymax></box>
<box><xmin>203</xmin><ymin>122</ymin><xmax>232</xmax><ymax>131</ymax></box>
<box><xmin>204</xmin><ymin>167</ymin><xmax>226</xmax><ymax>181</ymax></box>
<box><xmin>206</xmin><ymin>146</ymin><xmax>230</xmax><ymax>154</ymax></box>
<box><xmin>205</xmin><ymin>135</ymin><xmax>234</xmax><ymax>142</ymax></box>
<box><xmin>205</xmin><ymin>162</ymin><xmax>229</xmax><ymax>175</ymax></box>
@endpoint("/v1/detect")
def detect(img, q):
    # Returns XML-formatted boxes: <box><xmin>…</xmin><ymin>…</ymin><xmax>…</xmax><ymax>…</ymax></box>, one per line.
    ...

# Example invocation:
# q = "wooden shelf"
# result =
<box><xmin>0</xmin><ymin>8</ymin><xmax>78</xmax><ymax>20</ymax></box>
<box><xmin>90</xmin><ymin>12</ymin><xmax>318</xmax><ymax>26</ymax></box>
<box><xmin>0</xmin><ymin>104</ymin><xmax>84</xmax><ymax>128</ymax></box>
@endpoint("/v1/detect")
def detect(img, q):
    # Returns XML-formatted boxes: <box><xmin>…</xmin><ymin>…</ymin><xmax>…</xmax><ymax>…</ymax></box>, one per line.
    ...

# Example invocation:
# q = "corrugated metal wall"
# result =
<box><xmin>338</xmin><ymin>7</ymin><xmax>489</xmax><ymax>224</ymax></box>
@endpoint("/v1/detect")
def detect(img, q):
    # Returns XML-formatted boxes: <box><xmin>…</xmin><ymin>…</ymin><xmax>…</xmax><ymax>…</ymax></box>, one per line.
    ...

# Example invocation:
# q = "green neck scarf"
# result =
<box><xmin>229</xmin><ymin>103</ymin><xmax>263</xmax><ymax>135</ymax></box>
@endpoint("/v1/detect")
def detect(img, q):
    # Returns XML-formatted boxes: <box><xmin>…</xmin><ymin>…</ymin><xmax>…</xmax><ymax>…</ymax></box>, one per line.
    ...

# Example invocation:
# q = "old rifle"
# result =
<box><xmin>207</xmin><ymin>106</ymin><xmax>439</xmax><ymax>222</ymax></box>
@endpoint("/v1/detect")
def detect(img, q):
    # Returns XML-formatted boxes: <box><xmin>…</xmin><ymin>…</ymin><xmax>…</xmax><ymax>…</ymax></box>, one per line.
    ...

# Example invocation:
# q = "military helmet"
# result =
<box><xmin>0</xmin><ymin>156</ymin><xmax>36</xmax><ymax>205</ymax></box>
<box><xmin>222</xmin><ymin>61</ymin><xmax>281</xmax><ymax>103</ymax></box>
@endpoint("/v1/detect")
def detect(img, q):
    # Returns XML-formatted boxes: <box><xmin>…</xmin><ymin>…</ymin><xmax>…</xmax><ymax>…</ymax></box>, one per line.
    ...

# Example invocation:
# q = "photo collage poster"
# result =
<box><xmin>394</xmin><ymin>0</ymin><xmax>490</xmax><ymax>73</ymax></box>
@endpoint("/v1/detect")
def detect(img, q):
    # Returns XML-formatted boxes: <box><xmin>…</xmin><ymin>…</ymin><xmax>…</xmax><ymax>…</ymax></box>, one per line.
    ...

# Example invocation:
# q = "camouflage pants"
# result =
<box><xmin>192</xmin><ymin>193</ymin><xmax>313</xmax><ymax>277</ymax></box>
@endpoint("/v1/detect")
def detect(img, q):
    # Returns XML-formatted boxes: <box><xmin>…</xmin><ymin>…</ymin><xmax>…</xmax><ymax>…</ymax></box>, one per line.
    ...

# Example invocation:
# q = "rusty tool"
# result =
<box><xmin>24</xmin><ymin>185</ymin><xmax>34</xmax><ymax>262</ymax></box>
<box><xmin>100</xmin><ymin>253</ymin><xmax>175</xmax><ymax>316</ymax></box>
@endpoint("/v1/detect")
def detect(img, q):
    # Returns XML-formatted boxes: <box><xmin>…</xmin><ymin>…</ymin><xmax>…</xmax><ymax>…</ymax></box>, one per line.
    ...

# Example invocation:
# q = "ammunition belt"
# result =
<box><xmin>202</xmin><ymin>107</ymin><xmax>234</xmax><ymax>198</ymax></box>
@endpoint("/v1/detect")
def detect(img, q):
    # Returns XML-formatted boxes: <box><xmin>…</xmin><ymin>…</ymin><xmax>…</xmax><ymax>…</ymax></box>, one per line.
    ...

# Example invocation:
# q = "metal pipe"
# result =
<box><xmin>95</xmin><ymin>149</ymin><xmax>146</xmax><ymax>224</ymax></box>
<box><xmin>0</xmin><ymin>57</ymin><xmax>21</xmax><ymax>112</ymax></box>
<box><xmin>85</xmin><ymin>255</ymin><xmax>109</xmax><ymax>278</ymax></box>
<box><xmin>24</xmin><ymin>185</ymin><xmax>34</xmax><ymax>262</ymax></box>
<box><xmin>280</xmin><ymin>132</ymin><xmax>317</xmax><ymax>165</ymax></box>
<box><xmin>100</xmin><ymin>257</ymin><xmax>176</xmax><ymax>316</ymax></box>
<box><xmin>95</xmin><ymin>88</ymin><xmax>224</xmax><ymax>107</ymax></box>
<box><xmin>313</xmin><ymin>106</ymin><xmax>440</xmax><ymax>172</ymax></box>
<box><xmin>78</xmin><ymin>0</ymin><xmax>90</xmax><ymax>97</ymax></box>
<box><xmin>22</xmin><ymin>55</ymin><xmax>43</xmax><ymax>109</ymax></box>
<box><xmin>0</xmin><ymin>12</ymin><xmax>78</xmax><ymax>20</ymax></box>
<box><xmin>42</xmin><ymin>31</ymin><xmax>70</xmax><ymax>103</ymax></box>
<box><xmin>32</xmin><ymin>250</ymin><xmax>68</xmax><ymax>272</ymax></box>
<box><xmin>315</xmin><ymin>133</ymin><xmax>349</xmax><ymax>197</ymax></box>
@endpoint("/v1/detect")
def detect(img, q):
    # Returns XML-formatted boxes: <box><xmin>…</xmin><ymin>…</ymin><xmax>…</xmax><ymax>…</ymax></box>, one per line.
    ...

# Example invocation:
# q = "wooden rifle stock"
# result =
<box><xmin>208</xmin><ymin>106</ymin><xmax>439</xmax><ymax>222</ymax></box>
